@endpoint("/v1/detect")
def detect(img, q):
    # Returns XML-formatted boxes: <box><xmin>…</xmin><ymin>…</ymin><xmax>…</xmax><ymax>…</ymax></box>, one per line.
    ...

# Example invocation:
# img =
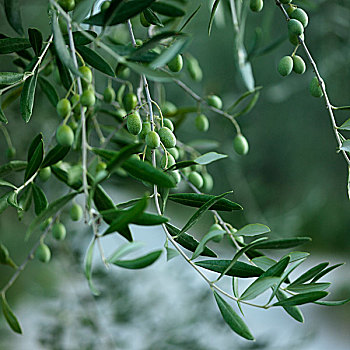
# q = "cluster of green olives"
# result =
<box><xmin>35</xmin><ymin>202</ymin><xmax>83</xmax><ymax>263</ymax></box>
<box><xmin>55</xmin><ymin>66</ymin><xmax>96</xmax><ymax>147</ymax></box>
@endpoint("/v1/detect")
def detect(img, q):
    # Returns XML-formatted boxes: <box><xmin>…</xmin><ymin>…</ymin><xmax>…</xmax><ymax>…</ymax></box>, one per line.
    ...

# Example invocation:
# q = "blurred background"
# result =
<box><xmin>0</xmin><ymin>0</ymin><xmax>350</xmax><ymax>349</ymax></box>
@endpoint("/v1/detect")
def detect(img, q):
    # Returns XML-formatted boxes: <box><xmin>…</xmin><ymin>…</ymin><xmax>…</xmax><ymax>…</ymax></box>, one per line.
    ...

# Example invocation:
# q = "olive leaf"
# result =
<box><xmin>1</xmin><ymin>294</ymin><xmax>22</xmax><ymax>334</ymax></box>
<box><xmin>38</xmin><ymin>77</ymin><xmax>59</xmax><ymax>107</ymax></box>
<box><xmin>110</xmin><ymin>250</ymin><xmax>162</xmax><ymax>269</ymax></box>
<box><xmin>4</xmin><ymin>0</ymin><xmax>24</xmax><ymax>36</ymax></box>
<box><xmin>84</xmin><ymin>238</ymin><xmax>100</xmax><ymax>296</ymax></box>
<box><xmin>20</xmin><ymin>72</ymin><xmax>38</xmax><ymax>123</ymax></box>
<box><xmin>28</xmin><ymin>28</ymin><xmax>43</xmax><ymax>56</ymax></box>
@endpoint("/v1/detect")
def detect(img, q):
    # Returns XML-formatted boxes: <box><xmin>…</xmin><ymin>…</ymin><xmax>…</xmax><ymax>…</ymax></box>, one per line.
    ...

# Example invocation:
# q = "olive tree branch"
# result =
<box><xmin>275</xmin><ymin>0</ymin><xmax>350</xmax><ymax>168</ymax></box>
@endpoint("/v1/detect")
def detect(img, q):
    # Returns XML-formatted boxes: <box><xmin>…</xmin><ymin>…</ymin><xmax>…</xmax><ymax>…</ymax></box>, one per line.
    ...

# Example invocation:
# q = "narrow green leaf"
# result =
<box><xmin>0</xmin><ymin>72</ymin><xmax>24</xmax><ymax>85</ymax></box>
<box><xmin>0</xmin><ymin>179</ymin><xmax>16</xmax><ymax>189</ymax></box>
<box><xmin>24</xmin><ymin>138</ymin><xmax>43</xmax><ymax>181</ymax></box>
<box><xmin>38</xmin><ymin>76</ymin><xmax>59</xmax><ymax>107</ymax></box>
<box><xmin>122</xmin><ymin>158</ymin><xmax>176</xmax><ymax>188</ymax></box>
<box><xmin>236</xmin><ymin>223</ymin><xmax>270</xmax><ymax>237</ymax></box>
<box><xmin>84</xmin><ymin>238</ymin><xmax>100</xmax><ymax>296</ymax></box>
<box><xmin>7</xmin><ymin>191</ymin><xmax>20</xmax><ymax>210</ymax></box>
<box><xmin>126</xmin><ymin>61</ymin><xmax>173</xmax><ymax>82</ymax></box>
<box><xmin>287</xmin><ymin>251</ymin><xmax>310</xmax><ymax>263</ymax></box>
<box><xmin>311</xmin><ymin>263</ymin><xmax>344</xmax><ymax>283</ymax></box>
<box><xmin>191</xmin><ymin>229</ymin><xmax>225</xmax><ymax>260</ymax></box>
<box><xmin>55</xmin><ymin>56</ymin><xmax>73</xmax><ymax>90</ymax></box>
<box><xmin>0</xmin><ymin>38</ymin><xmax>31</xmax><ymax>55</ymax></box>
<box><xmin>0</xmin><ymin>192</ymin><xmax>11</xmax><ymax>214</ymax></box>
<box><xmin>91</xmin><ymin>147</ymin><xmax>118</xmax><ymax>161</ymax></box>
<box><xmin>240</xmin><ymin>276</ymin><xmax>280</xmax><ymax>301</ymax></box>
<box><xmin>252</xmin><ymin>237</ymin><xmax>312</xmax><ymax>250</ymax></box>
<box><xmin>0</xmin><ymin>161</ymin><xmax>27</xmax><ymax>177</ymax></box>
<box><xmin>107</xmin><ymin>143</ymin><xmax>142</xmax><ymax>173</ymax></box>
<box><xmin>107</xmin><ymin>242</ymin><xmax>144</xmax><ymax>263</ymax></box>
<box><xmin>165</xmin><ymin>223</ymin><xmax>217</xmax><ymax>258</ymax></box>
<box><xmin>93</xmin><ymin>185</ymin><xmax>115</xmax><ymax>212</ymax></box>
<box><xmin>208</xmin><ymin>0</ymin><xmax>221</xmax><ymax>35</ymax></box>
<box><xmin>0</xmin><ymin>105</ymin><xmax>8</xmax><ymax>124</ymax></box>
<box><xmin>260</xmin><ymin>256</ymin><xmax>291</xmax><ymax>278</ymax></box>
<box><xmin>289</xmin><ymin>262</ymin><xmax>329</xmax><ymax>286</ymax></box>
<box><xmin>1</xmin><ymin>294</ymin><xmax>22</xmax><ymax>334</ymax></box>
<box><xmin>194</xmin><ymin>152</ymin><xmax>227</xmax><ymax>165</ymax></box>
<box><xmin>73</xmin><ymin>0</ymin><xmax>96</xmax><ymax>23</ymax></box>
<box><xmin>52</xmin><ymin>12</ymin><xmax>82</xmax><ymax>78</ymax></box>
<box><xmin>273</xmin><ymin>291</ymin><xmax>328</xmax><ymax>307</ymax></box>
<box><xmin>143</xmin><ymin>8</ymin><xmax>163</xmax><ymax>27</ymax></box>
<box><xmin>179</xmin><ymin>5</ymin><xmax>201</xmax><ymax>32</ymax></box>
<box><xmin>287</xmin><ymin>283</ymin><xmax>331</xmax><ymax>293</ymax></box>
<box><xmin>76</xmin><ymin>46</ymin><xmax>115</xmax><ymax>77</ymax></box>
<box><xmin>251</xmin><ymin>256</ymin><xmax>276</xmax><ymax>271</ymax></box>
<box><xmin>166</xmin><ymin>160</ymin><xmax>195</xmax><ymax>172</ymax></box>
<box><xmin>20</xmin><ymin>72</ymin><xmax>38</xmax><ymax>123</ymax></box>
<box><xmin>314</xmin><ymin>298</ymin><xmax>350</xmax><ymax>306</ymax></box>
<box><xmin>26</xmin><ymin>192</ymin><xmax>77</xmax><ymax>240</ymax></box>
<box><xmin>150</xmin><ymin>2</ymin><xmax>185</xmax><ymax>17</ymax></box>
<box><xmin>111</xmin><ymin>250</ymin><xmax>162</xmax><ymax>269</ymax></box>
<box><xmin>213</xmin><ymin>291</ymin><xmax>254</xmax><ymax>341</ymax></box>
<box><xmin>276</xmin><ymin>290</ymin><xmax>304</xmax><ymax>323</ymax></box>
<box><xmin>32</xmin><ymin>183</ymin><xmax>48</xmax><ymax>215</ymax></box>
<box><xmin>338</xmin><ymin>118</ymin><xmax>350</xmax><ymax>131</ymax></box>
<box><xmin>63</xmin><ymin>31</ymin><xmax>98</xmax><ymax>46</ymax></box>
<box><xmin>340</xmin><ymin>140</ymin><xmax>350</xmax><ymax>152</ymax></box>
<box><xmin>232</xmin><ymin>92</ymin><xmax>260</xmax><ymax>118</ymax></box>
<box><xmin>196</xmin><ymin>259</ymin><xmax>263</xmax><ymax>278</ymax></box>
<box><xmin>28</xmin><ymin>28</ymin><xmax>43</xmax><ymax>56</ymax></box>
<box><xmin>180</xmin><ymin>191</ymin><xmax>232</xmax><ymax>237</ymax></box>
<box><xmin>4</xmin><ymin>0</ymin><xmax>24</xmax><ymax>36</ymax></box>
<box><xmin>0</xmin><ymin>244</ymin><xmax>17</xmax><ymax>268</ymax></box>
<box><xmin>168</xmin><ymin>193</ymin><xmax>242</xmax><ymax>211</ymax></box>
<box><xmin>41</xmin><ymin>144</ymin><xmax>70</xmax><ymax>168</ymax></box>
<box><xmin>226</xmin><ymin>87</ymin><xmax>263</xmax><ymax>113</ymax></box>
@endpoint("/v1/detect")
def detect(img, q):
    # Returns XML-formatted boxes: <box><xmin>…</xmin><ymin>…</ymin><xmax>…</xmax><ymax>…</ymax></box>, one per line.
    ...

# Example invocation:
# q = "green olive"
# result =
<box><xmin>289</xmin><ymin>32</ymin><xmax>304</xmax><ymax>46</ymax></box>
<box><xmin>202</xmin><ymin>173</ymin><xmax>214</xmax><ymax>192</ymax></box>
<box><xmin>158</xmin><ymin>127</ymin><xmax>176</xmax><ymax>149</ymax></box>
<box><xmin>58</xmin><ymin>0</ymin><xmax>75</xmax><ymax>12</ymax></box>
<box><xmin>70</xmin><ymin>203</ymin><xmax>83</xmax><ymax>221</ymax></box>
<box><xmin>286</xmin><ymin>5</ymin><xmax>296</xmax><ymax>16</ymax></box>
<box><xmin>278</xmin><ymin>56</ymin><xmax>293</xmax><ymax>76</ymax></box>
<box><xmin>146</xmin><ymin>131</ymin><xmax>160</xmax><ymax>149</ymax></box>
<box><xmin>40</xmin><ymin>218</ymin><xmax>52</xmax><ymax>231</ymax></box>
<box><xmin>309</xmin><ymin>76</ymin><xmax>323</xmax><ymax>98</ymax></box>
<box><xmin>52</xmin><ymin>222</ymin><xmax>66</xmax><ymax>240</ymax></box>
<box><xmin>35</xmin><ymin>243</ymin><xmax>51</xmax><ymax>263</ymax></box>
<box><xmin>209</xmin><ymin>223</ymin><xmax>224</xmax><ymax>242</ymax></box>
<box><xmin>168</xmin><ymin>54</ymin><xmax>183</xmax><ymax>73</ymax></box>
<box><xmin>78</xmin><ymin>66</ymin><xmax>92</xmax><ymax>89</ymax></box>
<box><xmin>140</xmin><ymin>121</ymin><xmax>152</xmax><ymax>139</ymax></box>
<box><xmin>56</xmin><ymin>124</ymin><xmax>74</xmax><ymax>147</ymax></box>
<box><xmin>123</xmin><ymin>93</ymin><xmax>138</xmax><ymax>112</ymax></box>
<box><xmin>162</xmin><ymin>101</ymin><xmax>177</xmax><ymax>116</ymax></box>
<box><xmin>140</xmin><ymin>12</ymin><xmax>151</xmax><ymax>27</ymax></box>
<box><xmin>186</xmin><ymin>56</ymin><xmax>203</xmax><ymax>82</ymax></box>
<box><xmin>167</xmin><ymin>147</ymin><xmax>179</xmax><ymax>160</ymax></box>
<box><xmin>80</xmin><ymin>90</ymin><xmax>96</xmax><ymax>107</ymax></box>
<box><xmin>70</xmin><ymin>93</ymin><xmax>81</xmax><ymax>114</ymax></box>
<box><xmin>195</xmin><ymin>114</ymin><xmax>209</xmax><ymax>132</ymax></box>
<box><xmin>103</xmin><ymin>86</ymin><xmax>115</xmax><ymax>103</ymax></box>
<box><xmin>170</xmin><ymin>170</ymin><xmax>181</xmax><ymax>184</ymax></box>
<box><xmin>96</xmin><ymin>161</ymin><xmax>107</xmax><ymax>173</ymax></box>
<box><xmin>127</xmin><ymin>113</ymin><xmax>142</xmax><ymax>135</ymax></box>
<box><xmin>207</xmin><ymin>94</ymin><xmax>223</xmax><ymax>109</ymax></box>
<box><xmin>233</xmin><ymin>134</ymin><xmax>249</xmax><ymax>155</ymax></box>
<box><xmin>56</xmin><ymin>98</ymin><xmax>72</xmax><ymax>118</ymax></box>
<box><xmin>115</xmin><ymin>64</ymin><xmax>130</xmax><ymax>79</ymax></box>
<box><xmin>6</xmin><ymin>147</ymin><xmax>16</xmax><ymax>160</ymax></box>
<box><xmin>39</xmin><ymin>167</ymin><xmax>51</xmax><ymax>182</ymax></box>
<box><xmin>101</xmin><ymin>1</ymin><xmax>111</xmax><ymax>11</ymax></box>
<box><xmin>188</xmin><ymin>171</ymin><xmax>204</xmax><ymax>189</ymax></box>
<box><xmin>160</xmin><ymin>153</ymin><xmax>176</xmax><ymax>169</ymax></box>
<box><xmin>292</xmin><ymin>55</ymin><xmax>306</xmax><ymax>74</ymax></box>
<box><xmin>250</xmin><ymin>0</ymin><xmax>263</xmax><ymax>12</ymax></box>
<box><xmin>290</xmin><ymin>8</ymin><xmax>308</xmax><ymax>28</ymax></box>
<box><xmin>288</xmin><ymin>19</ymin><xmax>304</xmax><ymax>36</ymax></box>
<box><xmin>163</xmin><ymin>118</ymin><xmax>174</xmax><ymax>132</ymax></box>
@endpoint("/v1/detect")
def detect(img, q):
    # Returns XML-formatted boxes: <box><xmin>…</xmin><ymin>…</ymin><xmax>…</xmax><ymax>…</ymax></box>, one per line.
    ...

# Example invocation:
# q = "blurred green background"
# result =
<box><xmin>0</xmin><ymin>0</ymin><xmax>350</xmax><ymax>349</ymax></box>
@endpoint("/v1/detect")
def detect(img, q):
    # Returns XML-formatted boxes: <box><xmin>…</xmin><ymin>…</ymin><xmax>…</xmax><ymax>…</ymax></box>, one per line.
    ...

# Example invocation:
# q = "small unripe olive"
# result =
<box><xmin>79</xmin><ymin>66</ymin><xmax>93</xmax><ymax>89</ymax></box>
<box><xmin>146</xmin><ymin>131</ymin><xmax>160</xmax><ymax>149</ymax></box>
<box><xmin>168</xmin><ymin>54</ymin><xmax>183</xmax><ymax>73</ymax></box>
<box><xmin>187</xmin><ymin>57</ymin><xmax>203</xmax><ymax>82</ymax></box>
<box><xmin>292</xmin><ymin>55</ymin><xmax>306</xmax><ymax>74</ymax></box>
<box><xmin>58</xmin><ymin>0</ymin><xmax>75</xmax><ymax>12</ymax></box>
<box><xmin>160</xmin><ymin>153</ymin><xmax>176</xmax><ymax>169</ymax></box>
<box><xmin>103</xmin><ymin>86</ymin><xmax>115</xmax><ymax>103</ymax></box>
<box><xmin>170</xmin><ymin>170</ymin><xmax>181</xmax><ymax>184</ymax></box>
<box><xmin>56</xmin><ymin>98</ymin><xmax>71</xmax><ymax>118</ymax></box>
<box><xmin>140</xmin><ymin>121</ymin><xmax>152</xmax><ymax>139</ymax></box>
<box><xmin>202</xmin><ymin>173</ymin><xmax>214</xmax><ymax>192</ymax></box>
<box><xmin>280</xmin><ymin>0</ymin><xmax>291</xmax><ymax>3</ymax></box>
<box><xmin>288</xmin><ymin>19</ymin><xmax>304</xmax><ymax>36</ymax></box>
<box><xmin>80</xmin><ymin>90</ymin><xmax>96</xmax><ymax>107</ymax></box>
<box><xmin>123</xmin><ymin>93</ymin><xmax>138</xmax><ymax>112</ymax></box>
<box><xmin>286</xmin><ymin>5</ymin><xmax>296</xmax><ymax>16</ymax></box>
<box><xmin>140</xmin><ymin>12</ymin><xmax>151</xmax><ymax>27</ymax></box>
<box><xmin>70</xmin><ymin>93</ymin><xmax>81</xmax><ymax>114</ymax></box>
<box><xmin>158</xmin><ymin>127</ymin><xmax>176</xmax><ymax>149</ymax></box>
<box><xmin>289</xmin><ymin>32</ymin><xmax>304</xmax><ymax>46</ymax></box>
<box><xmin>278</xmin><ymin>56</ymin><xmax>293</xmax><ymax>76</ymax></box>
<box><xmin>163</xmin><ymin>118</ymin><xmax>174</xmax><ymax>132</ymax></box>
<box><xmin>195</xmin><ymin>114</ymin><xmax>209</xmax><ymax>132</ymax></box>
<box><xmin>101</xmin><ymin>1</ymin><xmax>111</xmax><ymax>11</ymax></box>
<box><xmin>56</xmin><ymin>124</ymin><xmax>74</xmax><ymax>147</ymax></box>
<box><xmin>43</xmin><ymin>61</ymin><xmax>54</xmax><ymax>76</ymax></box>
<box><xmin>309</xmin><ymin>76</ymin><xmax>323</xmax><ymax>98</ymax></box>
<box><xmin>52</xmin><ymin>222</ymin><xmax>66</xmax><ymax>240</ymax></box>
<box><xmin>39</xmin><ymin>167</ymin><xmax>51</xmax><ymax>182</ymax></box>
<box><xmin>233</xmin><ymin>134</ymin><xmax>249</xmax><ymax>155</ymax></box>
<box><xmin>188</xmin><ymin>171</ymin><xmax>203</xmax><ymax>189</ymax></box>
<box><xmin>210</xmin><ymin>223</ymin><xmax>224</xmax><ymax>242</ymax></box>
<box><xmin>290</xmin><ymin>8</ymin><xmax>308</xmax><ymax>28</ymax></box>
<box><xmin>207</xmin><ymin>94</ymin><xmax>223</xmax><ymax>109</ymax></box>
<box><xmin>70</xmin><ymin>203</ymin><xmax>83</xmax><ymax>221</ymax></box>
<box><xmin>250</xmin><ymin>0</ymin><xmax>263</xmax><ymax>12</ymax></box>
<box><xmin>40</xmin><ymin>217</ymin><xmax>52</xmax><ymax>231</ymax></box>
<box><xmin>115</xmin><ymin>64</ymin><xmax>130</xmax><ymax>79</ymax></box>
<box><xmin>168</xmin><ymin>147</ymin><xmax>179</xmax><ymax>160</ymax></box>
<box><xmin>162</xmin><ymin>101</ymin><xmax>177</xmax><ymax>116</ymax></box>
<box><xmin>35</xmin><ymin>243</ymin><xmax>51</xmax><ymax>263</ymax></box>
<box><xmin>96</xmin><ymin>161</ymin><xmax>107</xmax><ymax>173</ymax></box>
<box><xmin>6</xmin><ymin>147</ymin><xmax>16</xmax><ymax>160</ymax></box>
<box><xmin>135</xmin><ymin>39</ymin><xmax>143</xmax><ymax>46</ymax></box>
<box><xmin>127</xmin><ymin>113</ymin><xmax>142</xmax><ymax>135</ymax></box>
